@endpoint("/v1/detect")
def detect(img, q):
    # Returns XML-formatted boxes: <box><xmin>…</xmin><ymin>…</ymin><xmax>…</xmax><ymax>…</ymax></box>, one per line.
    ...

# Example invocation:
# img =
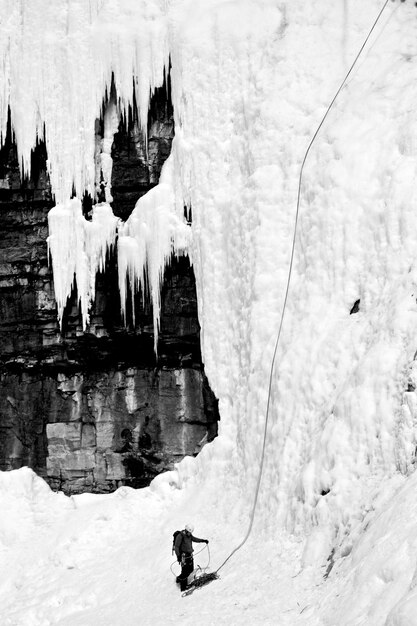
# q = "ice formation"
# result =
<box><xmin>3</xmin><ymin>0</ymin><xmax>417</xmax><ymax>623</ymax></box>
<box><xmin>0</xmin><ymin>0</ymin><xmax>175</xmax><ymax>330</ymax></box>
<box><xmin>47</xmin><ymin>200</ymin><xmax>119</xmax><ymax>327</ymax></box>
<box><xmin>118</xmin><ymin>155</ymin><xmax>192</xmax><ymax>350</ymax></box>
<box><xmin>96</xmin><ymin>97</ymin><xmax>119</xmax><ymax>204</ymax></box>
<box><xmin>0</xmin><ymin>0</ymin><xmax>169</xmax><ymax>199</ymax></box>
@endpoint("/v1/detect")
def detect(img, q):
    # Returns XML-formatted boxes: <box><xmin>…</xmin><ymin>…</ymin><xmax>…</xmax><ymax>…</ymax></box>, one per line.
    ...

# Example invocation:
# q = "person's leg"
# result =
<box><xmin>179</xmin><ymin>560</ymin><xmax>188</xmax><ymax>591</ymax></box>
<box><xmin>180</xmin><ymin>555</ymin><xmax>194</xmax><ymax>591</ymax></box>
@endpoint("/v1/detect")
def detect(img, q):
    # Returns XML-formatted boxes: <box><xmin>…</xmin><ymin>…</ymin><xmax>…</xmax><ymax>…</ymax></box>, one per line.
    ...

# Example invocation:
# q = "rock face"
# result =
<box><xmin>0</xmin><ymin>85</ymin><xmax>219</xmax><ymax>494</ymax></box>
<box><xmin>0</xmin><ymin>367</ymin><xmax>216</xmax><ymax>493</ymax></box>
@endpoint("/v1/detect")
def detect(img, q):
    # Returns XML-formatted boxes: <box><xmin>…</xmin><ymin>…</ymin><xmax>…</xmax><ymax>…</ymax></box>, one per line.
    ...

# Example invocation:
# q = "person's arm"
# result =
<box><xmin>191</xmin><ymin>534</ymin><xmax>208</xmax><ymax>544</ymax></box>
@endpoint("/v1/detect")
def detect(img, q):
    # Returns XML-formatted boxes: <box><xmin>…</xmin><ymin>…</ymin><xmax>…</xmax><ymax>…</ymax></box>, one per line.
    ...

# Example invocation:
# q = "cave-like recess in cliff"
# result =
<box><xmin>0</xmin><ymin>77</ymin><xmax>219</xmax><ymax>494</ymax></box>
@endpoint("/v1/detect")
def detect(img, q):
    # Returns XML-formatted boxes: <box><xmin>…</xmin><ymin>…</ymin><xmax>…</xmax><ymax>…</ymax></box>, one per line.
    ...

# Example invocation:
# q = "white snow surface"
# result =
<box><xmin>2</xmin><ymin>0</ymin><xmax>417</xmax><ymax>623</ymax></box>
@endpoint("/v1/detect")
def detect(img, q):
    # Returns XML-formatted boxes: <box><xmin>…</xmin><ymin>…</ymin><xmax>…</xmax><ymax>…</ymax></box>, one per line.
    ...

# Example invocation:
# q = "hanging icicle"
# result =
<box><xmin>118</xmin><ymin>155</ymin><xmax>192</xmax><ymax>352</ymax></box>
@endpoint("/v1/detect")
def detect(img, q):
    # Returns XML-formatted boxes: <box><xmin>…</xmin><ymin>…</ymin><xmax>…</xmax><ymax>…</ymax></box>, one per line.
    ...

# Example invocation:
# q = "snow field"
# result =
<box><xmin>0</xmin><ymin>468</ymin><xmax>317</xmax><ymax>625</ymax></box>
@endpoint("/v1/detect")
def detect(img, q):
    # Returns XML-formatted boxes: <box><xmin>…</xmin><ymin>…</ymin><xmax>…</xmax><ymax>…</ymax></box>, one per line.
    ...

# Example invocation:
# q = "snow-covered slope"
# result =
<box><xmin>2</xmin><ymin>0</ymin><xmax>417</xmax><ymax>624</ymax></box>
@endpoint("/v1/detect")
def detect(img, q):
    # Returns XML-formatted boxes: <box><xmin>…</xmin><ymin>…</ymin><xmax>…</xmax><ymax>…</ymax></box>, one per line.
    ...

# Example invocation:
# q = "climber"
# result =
<box><xmin>174</xmin><ymin>524</ymin><xmax>209</xmax><ymax>592</ymax></box>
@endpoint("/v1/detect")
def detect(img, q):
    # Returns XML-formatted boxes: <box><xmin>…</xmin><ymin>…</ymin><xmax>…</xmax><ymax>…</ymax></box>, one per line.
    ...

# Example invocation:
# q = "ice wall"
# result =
<box><xmin>165</xmin><ymin>0</ymin><xmax>417</xmax><ymax>560</ymax></box>
<box><xmin>2</xmin><ymin>0</ymin><xmax>417</xmax><ymax>563</ymax></box>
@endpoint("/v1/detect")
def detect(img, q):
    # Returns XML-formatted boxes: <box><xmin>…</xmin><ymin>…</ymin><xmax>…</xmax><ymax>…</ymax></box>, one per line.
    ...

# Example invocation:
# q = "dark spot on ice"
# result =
<box><xmin>320</xmin><ymin>489</ymin><xmax>330</xmax><ymax>496</ymax></box>
<box><xmin>82</xmin><ymin>192</ymin><xmax>93</xmax><ymax>220</ymax></box>
<box><xmin>350</xmin><ymin>299</ymin><xmax>360</xmax><ymax>315</ymax></box>
<box><xmin>324</xmin><ymin>549</ymin><xmax>335</xmax><ymax>579</ymax></box>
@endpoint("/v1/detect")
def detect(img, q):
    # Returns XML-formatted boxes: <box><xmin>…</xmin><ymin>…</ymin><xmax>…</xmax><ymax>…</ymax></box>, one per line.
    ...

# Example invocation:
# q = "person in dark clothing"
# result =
<box><xmin>174</xmin><ymin>524</ymin><xmax>209</xmax><ymax>591</ymax></box>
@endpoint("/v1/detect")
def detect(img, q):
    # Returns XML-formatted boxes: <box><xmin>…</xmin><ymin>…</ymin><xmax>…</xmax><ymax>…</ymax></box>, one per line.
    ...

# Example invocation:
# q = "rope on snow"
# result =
<box><xmin>170</xmin><ymin>542</ymin><xmax>211</xmax><ymax>577</ymax></box>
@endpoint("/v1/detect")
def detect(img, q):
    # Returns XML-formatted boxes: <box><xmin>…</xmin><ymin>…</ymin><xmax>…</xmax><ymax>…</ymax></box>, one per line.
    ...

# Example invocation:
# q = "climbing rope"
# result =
<box><xmin>214</xmin><ymin>0</ymin><xmax>393</xmax><ymax>576</ymax></box>
<box><xmin>170</xmin><ymin>543</ymin><xmax>211</xmax><ymax>577</ymax></box>
<box><xmin>172</xmin><ymin>544</ymin><xmax>218</xmax><ymax>597</ymax></box>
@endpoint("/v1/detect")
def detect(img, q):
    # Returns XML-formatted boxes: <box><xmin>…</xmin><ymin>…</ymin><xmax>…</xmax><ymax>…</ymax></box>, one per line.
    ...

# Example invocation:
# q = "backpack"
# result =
<box><xmin>172</xmin><ymin>530</ymin><xmax>183</xmax><ymax>555</ymax></box>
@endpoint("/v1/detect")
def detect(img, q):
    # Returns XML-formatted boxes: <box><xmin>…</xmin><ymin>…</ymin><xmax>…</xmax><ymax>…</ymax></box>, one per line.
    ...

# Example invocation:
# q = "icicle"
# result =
<box><xmin>118</xmin><ymin>155</ymin><xmax>192</xmax><ymax>352</ymax></box>
<box><xmin>47</xmin><ymin>199</ymin><xmax>83</xmax><ymax>326</ymax></box>
<box><xmin>0</xmin><ymin>0</ymin><xmax>178</xmax><ymax>343</ymax></box>
<box><xmin>117</xmin><ymin>236</ymin><xmax>145</xmax><ymax>327</ymax></box>
<box><xmin>98</xmin><ymin>97</ymin><xmax>119</xmax><ymax>203</ymax></box>
<box><xmin>89</xmin><ymin>202</ymin><xmax>119</xmax><ymax>274</ymax></box>
<box><xmin>0</xmin><ymin>0</ymin><xmax>169</xmax><ymax>200</ymax></box>
<box><xmin>0</xmin><ymin>0</ymin><xmax>171</xmax><ymax>337</ymax></box>
<box><xmin>48</xmin><ymin>199</ymin><xmax>119</xmax><ymax>328</ymax></box>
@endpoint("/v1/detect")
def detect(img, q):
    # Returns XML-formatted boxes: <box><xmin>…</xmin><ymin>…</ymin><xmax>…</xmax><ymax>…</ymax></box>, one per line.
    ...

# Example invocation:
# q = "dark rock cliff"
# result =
<box><xmin>0</xmin><ymin>85</ymin><xmax>219</xmax><ymax>494</ymax></box>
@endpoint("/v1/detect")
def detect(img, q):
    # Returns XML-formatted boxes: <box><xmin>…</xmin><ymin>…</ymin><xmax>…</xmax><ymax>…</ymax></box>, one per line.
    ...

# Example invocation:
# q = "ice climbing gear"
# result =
<box><xmin>181</xmin><ymin>571</ymin><xmax>219</xmax><ymax>597</ymax></box>
<box><xmin>213</xmin><ymin>0</ymin><xmax>394</xmax><ymax>577</ymax></box>
<box><xmin>171</xmin><ymin>542</ymin><xmax>217</xmax><ymax>596</ymax></box>
<box><xmin>172</xmin><ymin>530</ymin><xmax>182</xmax><ymax>555</ymax></box>
<box><xmin>180</xmin><ymin>544</ymin><xmax>218</xmax><ymax>597</ymax></box>
<box><xmin>170</xmin><ymin>541</ymin><xmax>210</xmax><ymax>577</ymax></box>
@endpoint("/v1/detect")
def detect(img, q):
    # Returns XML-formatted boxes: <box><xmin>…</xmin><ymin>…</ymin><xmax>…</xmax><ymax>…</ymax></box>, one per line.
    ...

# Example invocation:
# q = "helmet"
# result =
<box><xmin>185</xmin><ymin>524</ymin><xmax>194</xmax><ymax>533</ymax></box>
